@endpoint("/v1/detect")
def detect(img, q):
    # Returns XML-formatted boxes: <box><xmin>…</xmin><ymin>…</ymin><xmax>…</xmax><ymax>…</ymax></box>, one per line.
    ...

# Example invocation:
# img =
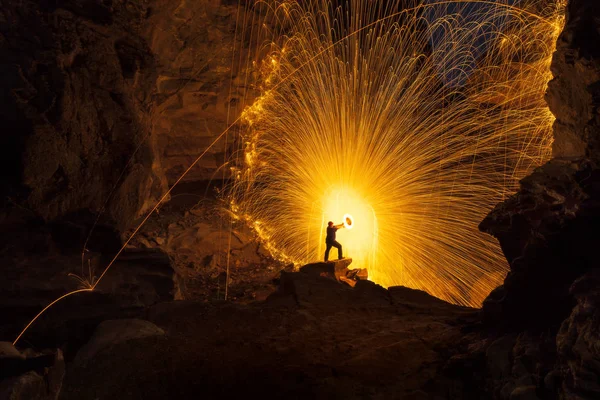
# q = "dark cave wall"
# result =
<box><xmin>480</xmin><ymin>0</ymin><xmax>600</xmax><ymax>397</ymax></box>
<box><xmin>141</xmin><ymin>0</ymin><xmax>260</xmax><ymax>184</ymax></box>
<box><xmin>0</xmin><ymin>0</ymin><xmax>259</xmax><ymax>229</ymax></box>
<box><xmin>0</xmin><ymin>0</ymin><xmax>166</xmax><ymax>230</ymax></box>
<box><xmin>480</xmin><ymin>0</ymin><xmax>600</xmax><ymax>327</ymax></box>
<box><xmin>547</xmin><ymin>0</ymin><xmax>600</xmax><ymax>159</ymax></box>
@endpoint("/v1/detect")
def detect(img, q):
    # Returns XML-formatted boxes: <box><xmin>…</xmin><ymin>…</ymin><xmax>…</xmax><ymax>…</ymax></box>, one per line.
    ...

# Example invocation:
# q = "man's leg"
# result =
<box><xmin>333</xmin><ymin>241</ymin><xmax>343</xmax><ymax>259</ymax></box>
<box><xmin>324</xmin><ymin>243</ymin><xmax>333</xmax><ymax>262</ymax></box>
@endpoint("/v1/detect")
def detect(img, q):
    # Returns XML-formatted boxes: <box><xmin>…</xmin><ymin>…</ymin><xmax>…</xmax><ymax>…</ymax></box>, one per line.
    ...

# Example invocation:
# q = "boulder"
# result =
<box><xmin>269</xmin><ymin>259</ymin><xmax>389</xmax><ymax>308</ymax></box>
<box><xmin>272</xmin><ymin>270</ymin><xmax>356</xmax><ymax>307</ymax></box>
<box><xmin>479</xmin><ymin>0</ymin><xmax>600</xmax><ymax>331</ymax></box>
<box><xmin>298</xmin><ymin>258</ymin><xmax>368</xmax><ymax>289</ymax></box>
<box><xmin>94</xmin><ymin>248</ymin><xmax>175</xmax><ymax>308</ymax></box>
<box><xmin>75</xmin><ymin>319</ymin><xmax>165</xmax><ymax>364</ymax></box>
<box><xmin>554</xmin><ymin>271</ymin><xmax>600</xmax><ymax>398</ymax></box>
<box><xmin>0</xmin><ymin>372</ymin><xmax>45</xmax><ymax>400</ymax></box>
<box><xmin>0</xmin><ymin>342</ymin><xmax>24</xmax><ymax>361</ymax></box>
<box><xmin>0</xmin><ymin>347</ymin><xmax>64</xmax><ymax>400</ymax></box>
<box><xmin>480</xmin><ymin>159</ymin><xmax>600</xmax><ymax>328</ymax></box>
<box><xmin>509</xmin><ymin>385</ymin><xmax>539</xmax><ymax>400</ymax></box>
<box><xmin>299</xmin><ymin>258</ymin><xmax>353</xmax><ymax>281</ymax></box>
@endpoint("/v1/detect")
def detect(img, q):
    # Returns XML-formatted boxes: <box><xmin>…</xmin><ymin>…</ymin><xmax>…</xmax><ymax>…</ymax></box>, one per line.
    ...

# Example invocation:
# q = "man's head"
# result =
<box><xmin>328</xmin><ymin>221</ymin><xmax>334</xmax><ymax>227</ymax></box>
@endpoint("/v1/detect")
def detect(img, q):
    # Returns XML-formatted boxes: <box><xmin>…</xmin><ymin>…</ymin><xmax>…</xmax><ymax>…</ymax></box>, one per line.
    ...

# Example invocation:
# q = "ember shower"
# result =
<box><xmin>227</xmin><ymin>0</ymin><xmax>565</xmax><ymax>306</ymax></box>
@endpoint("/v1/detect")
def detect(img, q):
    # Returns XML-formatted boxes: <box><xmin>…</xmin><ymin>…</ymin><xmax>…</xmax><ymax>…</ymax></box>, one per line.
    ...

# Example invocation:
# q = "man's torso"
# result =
<box><xmin>326</xmin><ymin>226</ymin><xmax>336</xmax><ymax>243</ymax></box>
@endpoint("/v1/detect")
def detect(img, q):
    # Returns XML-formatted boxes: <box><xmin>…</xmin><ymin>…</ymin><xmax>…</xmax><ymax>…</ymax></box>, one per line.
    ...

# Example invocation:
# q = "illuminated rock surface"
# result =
<box><xmin>143</xmin><ymin>0</ymin><xmax>260</xmax><ymax>184</ymax></box>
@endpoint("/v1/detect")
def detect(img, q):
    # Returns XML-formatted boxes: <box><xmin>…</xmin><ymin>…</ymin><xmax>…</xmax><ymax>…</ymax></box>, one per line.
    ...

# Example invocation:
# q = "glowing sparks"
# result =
<box><xmin>343</xmin><ymin>214</ymin><xmax>354</xmax><ymax>230</ymax></box>
<box><xmin>229</xmin><ymin>0</ymin><xmax>566</xmax><ymax>306</ymax></box>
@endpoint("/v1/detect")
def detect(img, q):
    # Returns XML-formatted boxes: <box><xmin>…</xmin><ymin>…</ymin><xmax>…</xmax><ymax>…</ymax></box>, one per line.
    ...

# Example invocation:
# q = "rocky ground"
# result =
<box><xmin>1</xmin><ymin>179</ymin><xmax>598</xmax><ymax>400</ymax></box>
<box><xmin>0</xmin><ymin>180</ymin><xmax>287</xmax><ymax>343</ymax></box>
<box><xmin>3</xmin><ymin>259</ymin><xmax>485</xmax><ymax>400</ymax></box>
<box><xmin>0</xmin><ymin>183</ymin><xmax>489</xmax><ymax>399</ymax></box>
<box><xmin>58</xmin><ymin>285</ymin><xmax>478</xmax><ymax>400</ymax></box>
<box><xmin>124</xmin><ymin>181</ymin><xmax>288</xmax><ymax>303</ymax></box>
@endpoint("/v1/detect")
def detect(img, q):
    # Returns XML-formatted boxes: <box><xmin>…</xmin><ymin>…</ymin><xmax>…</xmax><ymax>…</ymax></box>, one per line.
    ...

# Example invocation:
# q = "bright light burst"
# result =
<box><xmin>228</xmin><ymin>0</ymin><xmax>565</xmax><ymax>306</ymax></box>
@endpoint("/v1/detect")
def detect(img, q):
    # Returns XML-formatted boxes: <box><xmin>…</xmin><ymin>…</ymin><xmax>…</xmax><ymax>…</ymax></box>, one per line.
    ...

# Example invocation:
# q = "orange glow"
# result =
<box><xmin>320</xmin><ymin>188</ymin><xmax>378</xmax><ymax>269</ymax></box>
<box><xmin>229</xmin><ymin>0</ymin><xmax>566</xmax><ymax>306</ymax></box>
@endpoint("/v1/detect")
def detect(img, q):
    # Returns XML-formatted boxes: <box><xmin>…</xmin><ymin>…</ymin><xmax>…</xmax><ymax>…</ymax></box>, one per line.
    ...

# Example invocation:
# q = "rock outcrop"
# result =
<box><xmin>74</xmin><ymin>319</ymin><xmax>165</xmax><ymax>364</ymax></box>
<box><xmin>1</xmin><ymin>0</ymin><xmax>263</xmax><ymax>229</ymax></box>
<box><xmin>480</xmin><ymin>0</ymin><xmax>600</xmax><ymax>330</ymax></box>
<box><xmin>0</xmin><ymin>342</ymin><xmax>65</xmax><ymax>400</ymax></box>
<box><xmin>143</xmin><ymin>0</ymin><xmax>260</xmax><ymax>184</ymax></box>
<box><xmin>479</xmin><ymin>158</ymin><xmax>600</xmax><ymax>328</ymax></box>
<box><xmin>555</xmin><ymin>271</ymin><xmax>600</xmax><ymax>398</ymax></box>
<box><xmin>57</xmin><ymin>269</ymin><xmax>480</xmax><ymax>400</ymax></box>
<box><xmin>297</xmin><ymin>259</ymin><xmax>361</xmax><ymax>282</ymax></box>
<box><xmin>0</xmin><ymin>0</ymin><xmax>167</xmax><ymax>230</ymax></box>
<box><xmin>546</xmin><ymin>0</ymin><xmax>600</xmax><ymax>159</ymax></box>
<box><xmin>479</xmin><ymin>0</ymin><xmax>600</xmax><ymax>398</ymax></box>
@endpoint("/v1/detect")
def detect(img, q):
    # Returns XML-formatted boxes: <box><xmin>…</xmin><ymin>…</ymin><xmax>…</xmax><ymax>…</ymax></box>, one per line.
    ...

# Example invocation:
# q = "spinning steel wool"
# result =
<box><xmin>228</xmin><ymin>0</ymin><xmax>565</xmax><ymax>306</ymax></box>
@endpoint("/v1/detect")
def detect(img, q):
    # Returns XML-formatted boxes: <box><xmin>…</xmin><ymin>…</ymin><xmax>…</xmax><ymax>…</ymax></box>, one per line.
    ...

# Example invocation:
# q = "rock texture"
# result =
<box><xmin>480</xmin><ymin>158</ymin><xmax>600</xmax><ymax>328</ymax></box>
<box><xmin>3</xmin><ymin>0</ymin><xmax>600</xmax><ymax>399</ymax></box>
<box><xmin>0</xmin><ymin>343</ymin><xmax>65</xmax><ymax>400</ymax></box>
<box><xmin>143</xmin><ymin>0</ymin><xmax>260</xmax><ymax>184</ymax></box>
<box><xmin>122</xmin><ymin>184</ymin><xmax>286</xmax><ymax>303</ymax></box>
<box><xmin>74</xmin><ymin>319</ymin><xmax>165</xmax><ymax>364</ymax></box>
<box><xmin>94</xmin><ymin>248</ymin><xmax>175</xmax><ymax>308</ymax></box>
<box><xmin>1</xmin><ymin>0</ymin><xmax>264</xmax><ymax>229</ymax></box>
<box><xmin>479</xmin><ymin>0</ymin><xmax>600</xmax><ymax>398</ymax></box>
<box><xmin>546</xmin><ymin>0</ymin><xmax>600</xmax><ymax>159</ymax></box>
<box><xmin>0</xmin><ymin>246</ymin><xmax>175</xmax><ymax>347</ymax></box>
<box><xmin>0</xmin><ymin>0</ymin><xmax>167</xmax><ymax>229</ymax></box>
<box><xmin>480</xmin><ymin>0</ymin><xmax>600</xmax><ymax>329</ymax></box>
<box><xmin>556</xmin><ymin>271</ymin><xmax>600</xmax><ymax>398</ymax></box>
<box><xmin>59</xmin><ymin>270</ymin><xmax>480</xmax><ymax>400</ymax></box>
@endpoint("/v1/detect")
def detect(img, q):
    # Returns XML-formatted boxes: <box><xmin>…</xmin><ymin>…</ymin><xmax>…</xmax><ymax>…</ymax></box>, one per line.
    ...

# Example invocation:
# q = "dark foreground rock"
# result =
<box><xmin>479</xmin><ymin>159</ymin><xmax>600</xmax><ymax>329</ymax></box>
<box><xmin>0</xmin><ymin>248</ymin><xmax>175</xmax><ymax>341</ymax></box>
<box><xmin>58</xmin><ymin>269</ymin><xmax>480</xmax><ymax>400</ymax></box>
<box><xmin>74</xmin><ymin>319</ymin><xmax>165</xmax><ymax>365</ymax></box>
<box><xmin>477</xmin><ymin>1</ymin><xmax>600</xmax><ymax>399</ymax></box>
<box><xmin>555</xmin><ymin>271</ymin><xmax>600</xmax><ymax>398</ymax></box>
<box><xmin>0</xmin><ymin>342</ymin><xmax>64</xmax><ymax>400</ymax></box>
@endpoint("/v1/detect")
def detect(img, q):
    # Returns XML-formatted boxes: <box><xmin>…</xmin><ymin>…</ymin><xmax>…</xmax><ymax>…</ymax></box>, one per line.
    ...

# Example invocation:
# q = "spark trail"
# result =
<box><xmin>228</xmin><ymin>0</ymin><xmax>565</xmax><ymax>306</ymax></box>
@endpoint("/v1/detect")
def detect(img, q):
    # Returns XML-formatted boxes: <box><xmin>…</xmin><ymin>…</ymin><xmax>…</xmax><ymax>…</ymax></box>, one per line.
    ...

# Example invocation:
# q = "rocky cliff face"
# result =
<box><xmin>480</xmin><ymin>0</ymin><xmax>600</xmax><ymax>397</ymax></box>
<box><xmin>546</xmin><ymin>0</ymin><xmax>600</xmax><ymax>159</ymax></box>
<box><xmin>143</xmin><ymin>0</ymin><xmax>259</xmax><ymax>184</ymax></box>
<box><xmin>0</xmin><ymin>0</ymin><xmax>168</xmax><ymax>229</ymax></box>
<box><xmin>481</xmin><ymin>0</ymin><xmax>600</xmax><ymax>328</ymax></box>
<box><xmin>0</xmin><ymin>0</ymin><xmax>254</xmax><ymax>229</ymax></box>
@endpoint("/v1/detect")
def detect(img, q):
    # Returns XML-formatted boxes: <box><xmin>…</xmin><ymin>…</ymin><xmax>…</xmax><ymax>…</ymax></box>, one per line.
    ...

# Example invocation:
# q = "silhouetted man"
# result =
<box><xmin>324</xmin><ymin>221</ymin><xmax>344</xmax><ymax>262</ymax></box>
